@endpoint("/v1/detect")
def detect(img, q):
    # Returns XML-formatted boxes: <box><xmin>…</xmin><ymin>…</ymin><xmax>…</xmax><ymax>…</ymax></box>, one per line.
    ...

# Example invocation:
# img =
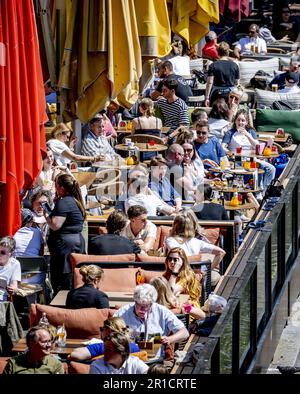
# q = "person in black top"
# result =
<box><xmin>89</xmin><ymin>210</ymin><xmax>141</xmax><ymax>255</ymax></box>
<box><xmin>151</xmin><ymin>60</ymin><xmax>192</xmax><ymax>103</ymax></box>
<box><xmin>43</xmin><ymin>173</ymin><xmax>86</xmax><ymax>294</ymax></box>
<box><xmin>192</xmin><ymin>183</ymin><xmax>229</xmax><ymax>221</ymax></box>
<box><xmin>205</xmin><ymin>42</ymin><xmax>240</xmax><ymax>107</ymax></box>
<box><xmin>66</xmin><ymin>265</ymin><xmax>109</xmax><ymax>309</ymax></box>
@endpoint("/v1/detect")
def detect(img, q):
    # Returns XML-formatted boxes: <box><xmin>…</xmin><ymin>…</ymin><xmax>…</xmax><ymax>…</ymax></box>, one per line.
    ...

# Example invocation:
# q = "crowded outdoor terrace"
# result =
<box><xmin>1</xmin><ymin>0</ymin><xmax>300</xmax><ymax>376</ymax></box>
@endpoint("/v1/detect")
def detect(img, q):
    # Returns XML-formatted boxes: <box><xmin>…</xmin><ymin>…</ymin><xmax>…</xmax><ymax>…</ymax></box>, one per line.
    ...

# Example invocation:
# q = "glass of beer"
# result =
<box><xmin>272</xmin><ymin>84</ymin><xmax>278</xmax><ymax>92</ymax></box>
<box><xmin>250</xmin><ymin>44</ymin><xmax>255</xmax><ymax>53</ymax></box>
<box><xmin>254</xmin><ymin>45</ymin><xmax>259</xmax><ymax>54</ymax></box>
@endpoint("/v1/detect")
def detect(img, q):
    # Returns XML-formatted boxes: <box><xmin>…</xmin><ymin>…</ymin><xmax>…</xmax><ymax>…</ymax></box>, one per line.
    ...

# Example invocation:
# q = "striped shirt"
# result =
<box><xmin>81</xmin><ymin>130</ymin><xmax>115</xmax><ymax>158</ymax></box>
<box><xmin>156</xmin><ymin>98</ymin><xmax>189</xmax><ymax>132</ymax></box>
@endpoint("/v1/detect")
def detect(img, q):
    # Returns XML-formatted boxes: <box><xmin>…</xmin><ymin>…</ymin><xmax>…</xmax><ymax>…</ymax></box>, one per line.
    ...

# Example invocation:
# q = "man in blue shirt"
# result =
<box><xmin>194</xmin><ymin>121</ymin><xmax>229</xmax><ymax>168</ymax></box>
<box><xmin>269</xmin><ymin>55</ymin><xmax>300</xmax><ymax>90</ymax></box>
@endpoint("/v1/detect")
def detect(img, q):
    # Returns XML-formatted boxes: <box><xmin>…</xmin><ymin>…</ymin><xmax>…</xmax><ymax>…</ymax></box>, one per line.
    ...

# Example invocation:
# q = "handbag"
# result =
<box><xmin>264</xmin><ymin>178</ymin><xmax>284</xmax><ymax>200</ymax></box>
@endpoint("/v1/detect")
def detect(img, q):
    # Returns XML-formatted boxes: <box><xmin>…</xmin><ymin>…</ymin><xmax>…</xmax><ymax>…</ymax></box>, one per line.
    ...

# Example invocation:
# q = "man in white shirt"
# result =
<box><xmin>81</xmin><ymin>115</ymin><xmax>119</xmax><ymax>161</ymax></box>
<box><xmin>120</xmin><ymin>205</ymin><xmax>157</xmax><ymax>253</ymax></box>
<box><xmin>279</xmin><ymin>71</ymin><xmax>300</xmax><ymax>93</ymax></box>
<box><xmin>233</xmin><ymin>24</ymin><xmax>267</xmax><ymax>59</ymax></box>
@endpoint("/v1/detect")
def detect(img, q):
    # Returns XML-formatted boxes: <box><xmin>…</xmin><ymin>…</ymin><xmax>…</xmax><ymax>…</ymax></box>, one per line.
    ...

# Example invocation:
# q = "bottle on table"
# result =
<box><xmin>230</xmin><ymin>191</ymin><xmax>239</xmax><ymax>207</ymax></box>
<box><xmin>56</xmin><ymin>324</ymin><xmax>67</xmax><ymax>347</ymax></box>
<box><xmin>39</xmin><ymin>312</ymin><xmax>49</xmax><ymax>328</ymax></box>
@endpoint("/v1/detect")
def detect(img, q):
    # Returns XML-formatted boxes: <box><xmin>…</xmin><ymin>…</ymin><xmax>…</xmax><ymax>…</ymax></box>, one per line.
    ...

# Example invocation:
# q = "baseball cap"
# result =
<box><xmin>285</xmin><ymin>71</ymin><xmax>299</xmax><ymax>84</ymax></box>
<box><xmin>21</xmin><ymin>208</ymin><xmax>34</xmax><ymax>227</ymax></box>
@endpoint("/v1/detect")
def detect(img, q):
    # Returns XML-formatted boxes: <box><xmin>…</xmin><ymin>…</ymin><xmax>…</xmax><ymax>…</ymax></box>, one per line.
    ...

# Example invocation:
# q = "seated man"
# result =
<box><xmin>278</xmin><ymin>71</ymin><xmax>300</xmax><ymax>93</ymax></box>
<box><xmin>120</xmin><ymin>205</ymin><xmax>157</xmax><ymax>253</ymax></box>
<box><xmin>233</xmin><ymin>24</ymin><xmax>267</xmax><ymax>59</ymax></box>
<box><xmin>114</xmin><ymin>284</ymin><xmax>189</xmax><ymax>358</ymax></box>
<box><xmin>81</xmin><ymin>115</ymin><xmax>120</xmax><ymax>162</ymax></box>
<box><xmin>194</xmin><ymin>121</ymin><xmax>229</xmax><ymax>169</ymax></box>
<box><xmin>3</xmin><ymin>326</ymin><xmax>64</xmax><ymax>374</ymax></box>
<box><xmin>88</xmin><ymin>210</ymin><xmax>141</xmax><ymax>255</ymax></box>
<box><xmin>269</xmin><ymin>55</ymin><xmax>300</xmax><ymax>91</ymax></box>
<box><xmin>90</xmin><ymin>332</ymin><xmax>149</xmax><ymax>374</ymax></box>
<box><xmin>125</xmin><ymin>175</ymin><xmax>176</xmax><ymax>217</ymax></box>
<box><xmin>202</xmin><ymin>31</ymin><xmax>219</xmax><ymax>60</ymax></box>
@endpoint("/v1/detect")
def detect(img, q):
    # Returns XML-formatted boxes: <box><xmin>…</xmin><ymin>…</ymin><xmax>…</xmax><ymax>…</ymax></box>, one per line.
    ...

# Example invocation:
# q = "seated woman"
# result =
<box><xmin>164</xmin><ymin>209</ymin><xmax>226</xmax><ymax>270</ymax></box>
<box><xmin>70</xmin><ymin>316</ymin><xmax>140</xmax><ymax>361</ymax></box>
<box><xmin>192</xmin><ymin>183</ymin><xmax>229</xmax><ymax>220</ymax></box>
<box><xmin>47</xmin><ymin>123</ymin><xmax>103</xmax><ymax>168</ymax></box>
<box><xmin>149</xmin><ymin>156</ymin><xmax>182</xmax><ymax>212</ymax></box>
<box><xmin>208</xmin><ymin>98</ymin><xmax>231</xmax><ymax>142</ymax></box>
<box><xmin>175</xmin><ymin>127</ymin><xmax>194</xmax><ymax>145</ymax></box>
<box><xmin>0</xmin><ymin>236</ymin><xmax>21</xmax><ymax>301</ymax></box>
<box><xmin>177</xmin><ymin>141</ymin><xmax>205</xmax><ymax>201</ymax></box>
<box><xmin>131</xmin><ymin>98</ymin><xmax>162</xmax><ymax>136</ymax></box>
<box><xmin>34</xmin><ymin>149</ymin><xmax>63</xmax><ymax>198</ymax></box>
<box><xmin>66</xmin><ymin>265</ymin><xmax>109</xmax><ymax>309</ymax></box>
<box><xmin>162</xmin><ymin>247</ymin><xmax>206</xmax><ymax>320</ymax></box>
<box><xmin>150</xmin><ymin>276</ymin><xmax>180</xmax><ymax>311</ymax></box>
<box><xmin>222</xmin><ymin>109</ymin><xmax>276</xmax><ymax>194</ymax></box>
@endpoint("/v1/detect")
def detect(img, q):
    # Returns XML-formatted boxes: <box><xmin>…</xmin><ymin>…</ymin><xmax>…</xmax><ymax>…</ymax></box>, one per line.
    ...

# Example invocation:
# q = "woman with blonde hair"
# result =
<box><xmin>164</xmin><ymin>209</ymin><xmax>225</xmax><ymax>270</ymax></box>
<box><xmin>70</xmin><ymin>316</ymin><xmax>140</xmax><ymax>361</ymax></box>
<box><xmin>47</xmin><ymin>122</ymin><xmax>103</xmax><ymax>167</ymax></box>
<box><xmin>163</xmin><ymin>247</ymin><xmax>206</xmax><ymax>320</ymax></box>
<box><xmin>131</xmin><ymin>98</ymin><xmax>162</xmax><ymax>136</ymax></box>
<box><xmin>150</xmin><ymin>276</ymin><xmax>179</xmax><ymax>310</ymax></box>
<box><xmin>66</xmin><ymin>264</ymin><xmax>109</xmax><ymax>309</ymax></box>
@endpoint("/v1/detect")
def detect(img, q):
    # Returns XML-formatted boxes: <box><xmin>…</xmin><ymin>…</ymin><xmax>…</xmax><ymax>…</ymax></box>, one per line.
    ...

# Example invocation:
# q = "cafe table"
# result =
<box><xmin>12</xmin><ymin>337</ymin><xmax>86</xmax><ymax>356</ymax></box>
<box><xmin>92</xmin><ymin>159</ymin><xmax>132</xmax><ymax>171</ymax></box>
<box><xmin>257</xmin><ymin>132</ymin><xmax>291</xmax><ymax>145</ymax></box>
<box><xmin>228</xmin><ymin>150</ymin><xmax>280</xmax><ymax>160</ymax></box>
<box><xmin>240</xmin><ymin>53</ymin><xmax>291</xmax><ymax>61</ymax></box>
<box><xmin>224</xmin><ymin>201</ymin><xmax>258</xmax><ymax>220</ymax></box>
<box><xmin>115</xmin><ymin>143</ymin><xmax>167</xmax><ymax>161</ymax></box>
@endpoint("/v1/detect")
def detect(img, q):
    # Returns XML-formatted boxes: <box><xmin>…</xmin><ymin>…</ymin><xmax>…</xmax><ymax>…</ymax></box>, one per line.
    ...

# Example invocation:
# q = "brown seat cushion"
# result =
<box><xmin>158</xmin><ymin>225</ymin><xmax>171</xmax><ymax>249</ymax></box>
<box><xmin>203</xmin><ymin>227</ymin><xmax>220</xmax><ymax>245</ymax></box>
<box><xmin>70</xmin><ymin>253</ymin><xmax>136</xmax><ymax>271</ymax></box>
<box><xmin>30</xmin><ymin>304</ymin><xmax>114</xmax><ymax>339</ymax></box>
<box><xmin>74</xmin><ymin>267</ymin><xmax>139</xmax><ymax>291</ymax></box>
<box><xmin>0</xmin><ymin>358</ymin><xmax>8</xmax><ymax>374</ymax></box>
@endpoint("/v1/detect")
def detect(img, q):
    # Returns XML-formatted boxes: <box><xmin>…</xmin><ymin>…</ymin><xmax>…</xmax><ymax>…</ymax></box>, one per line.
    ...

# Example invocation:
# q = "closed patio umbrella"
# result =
<box><xmin>0</xmin><ymin>0</ymin><xmax>47</xmax><ymax>236</ymax></box>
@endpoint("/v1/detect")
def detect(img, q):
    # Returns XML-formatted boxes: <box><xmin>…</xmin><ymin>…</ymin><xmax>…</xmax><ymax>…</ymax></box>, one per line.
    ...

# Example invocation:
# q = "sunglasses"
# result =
<box><xmin>61</xmin><ymin>131</ymin><xmax>71</xmax><ymax>139</ymax></box>
<box><xmin>197</xmin><ymin>131</ymin><xmax>208</xmax><ymax>135</ymax></box>
<box><xmin>184</xmin><ymin>148</ymin><xmax>193</xmax><ymax>153</ymax></box>
<box><xmin>0</xmin><ymin>250</ymin><xmax>9</xmax><ymax>255</ymax></box>
<box><xmin>249</xmin><ymin>31</ymin><xmax>256</xmax><ymax>35</ymax></box>
<box><xmin>167</xmin><ymin>256</ymin><xmax>180</xmax><ymax>262</ymax></box>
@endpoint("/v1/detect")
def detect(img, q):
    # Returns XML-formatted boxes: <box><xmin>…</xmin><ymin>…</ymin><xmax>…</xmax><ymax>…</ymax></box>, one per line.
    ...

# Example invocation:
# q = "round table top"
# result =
<box><xmin>207</xmin><ymin>167</ymin><xmax>264</xmax><ymax>175</ymax></box>
<box><xmin>229</xmin><ymin>150</ymin><xmax>280</xmax><ymax>159</ymax></box>
<box><xmin>92</xmin><ymin>159</ymin><xmax>131</xmax><ymax>170</ymax></box>
<box><xmin>115</xmin><ymin>143</ymin><xmax>167</xmax><ymax>152</ymax></box>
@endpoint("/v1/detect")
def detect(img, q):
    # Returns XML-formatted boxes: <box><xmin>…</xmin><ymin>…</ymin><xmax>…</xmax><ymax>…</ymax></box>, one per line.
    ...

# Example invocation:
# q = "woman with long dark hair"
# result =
<box><xmin>43</xmin><ymin>173</ymin><xmax>86</xmax><ymax>294</ymax></box>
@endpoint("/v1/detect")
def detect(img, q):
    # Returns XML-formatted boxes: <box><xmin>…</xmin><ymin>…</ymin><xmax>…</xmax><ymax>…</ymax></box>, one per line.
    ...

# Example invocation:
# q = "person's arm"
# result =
<box><xmin>205</xmin><ymin>76</ymin><xmax>214</xmax><ymax>107</ymax></box>
<box><xmin>131</xmin><ymin>118</ymin><xmax>139</xmax><ymax>134</ymax></box>
<box><xmin>233</xmin><ymin>46</ymin><xmax>241</xmax><ymax>59</ymax></box>
<box><xmin>174</xmin><ymin>198</ymin><xmax>182</xmax><ymax>213</ymax></box>
<box><xmin>208</xmin><ymin>245</ymin><xmax>226</xmax><ymax>270</ymax></box>
<box><xmin>6</xmin><ymin>279</ymin><xmax>18</xmax><ymax>295</ymax></box>
<box><xmin>161</xmin><ymin>326</ymin><xmax>189</xmax><ymax>345</ymax></box>
<box><xmin>44</xmin><ymin>214</ymin><xmax>66</xmax><ymax>231</ymax></box>
<box><xmin>70</xmin><ymin>347</ymin><xmax>93</xmax><ymax>361</ymax></box>
<box><xmin>140</xmin><ymin>236</ymin><xmax>156</xmax><ymax>252</ymax></box>
<box><xmin>62</xmin><ymin>149</ymin><xmax>104</xmax><ymax>163</ymax></box>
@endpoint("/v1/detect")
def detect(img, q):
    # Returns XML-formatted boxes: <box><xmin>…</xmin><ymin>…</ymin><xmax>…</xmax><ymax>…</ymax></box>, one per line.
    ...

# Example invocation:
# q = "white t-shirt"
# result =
<box><xmin>208</xmin><ymin>118</ymin><xmax>230</xmax><ymax>142</ymax></box>
<box><xmin>120</xmin><ymin>220</ymin><xmax>157</xmax><ymax>241</ymax></box>
<box><xmin>125</xmin><ymin>194</ymin><xmax>166</xmax><ymax>217</ymax></box>
<box><xmin>235</xmin><ymin>36</ymin><xmax>267</xmax><ymax>55</ymax></box>
<box><xmin>0</xmin><ymin>257</ymin><xmax>21</xmax><ymax>301</ymax></box>
<box><xmin>169</xmin><ymin>56</ymin><xmax>190</xmax><ymax>76</ymax></box>
<box><xmin>279</xmin><ymin>85</ymin><xmax>300</xmax><ymax>94</ymax></box>
<box><xmin>165</xmin><ymin>236</ymin><xmax>214</xmax><ymax>256</ymax></box>
<box><xmin>228</xmin><ymin>132</ymin><xmax>252</xmax><ymax>152</ymax></box>
<box><xmin>47</xmin><ymin>139</ymin><xmax>71</xmax><ymax>166</ymax></box>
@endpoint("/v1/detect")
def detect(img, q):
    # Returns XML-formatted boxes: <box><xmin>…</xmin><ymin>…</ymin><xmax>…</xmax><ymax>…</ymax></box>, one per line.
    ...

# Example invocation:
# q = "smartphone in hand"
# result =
<box><xmin>41</xmin><ymin>201</ymin><xmax>52</xmax><ymax>215</ymax></box>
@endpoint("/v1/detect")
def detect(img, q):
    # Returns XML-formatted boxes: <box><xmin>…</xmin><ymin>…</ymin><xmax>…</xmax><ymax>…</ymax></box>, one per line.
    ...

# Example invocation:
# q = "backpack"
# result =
<box><xmin>271</xmin><ymin>100</ymin><xmax>297</xmax><ymax>110</ymax></box>
<box><xmin>249</xmin><ymin>70</ymin><xmax>272</xmax><ymax>90</ymax></box>
<box><xmin>192</xmin><ymin>69</ymin><xmax>208</xmax><ymax>84</ymax></box>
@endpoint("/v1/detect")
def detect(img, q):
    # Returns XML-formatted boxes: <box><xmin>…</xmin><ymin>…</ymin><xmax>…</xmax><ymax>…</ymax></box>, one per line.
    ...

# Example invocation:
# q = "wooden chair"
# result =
<box><xmin>88</xmin><ymin>181</ymin><xmax>124</xmax><ymax>201</ymax></box>
<box><xmin>93</xmin><ymin>168</ymin><xmax>121</xmax><ymax>186</ymax></box>
<box><xmin>72</xmin><ymin>172</ymin><xmax>97</xmax><ymax>188</ymax></box>
<box><xmin>267</xmin><ymin>47</ymin><xmax>287</xmax><ymax>54</ymax></box>
<box><xmin>122</xmin><ymin>134</ymin><xmax>165</xmax><ymax>145</ymax></box>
